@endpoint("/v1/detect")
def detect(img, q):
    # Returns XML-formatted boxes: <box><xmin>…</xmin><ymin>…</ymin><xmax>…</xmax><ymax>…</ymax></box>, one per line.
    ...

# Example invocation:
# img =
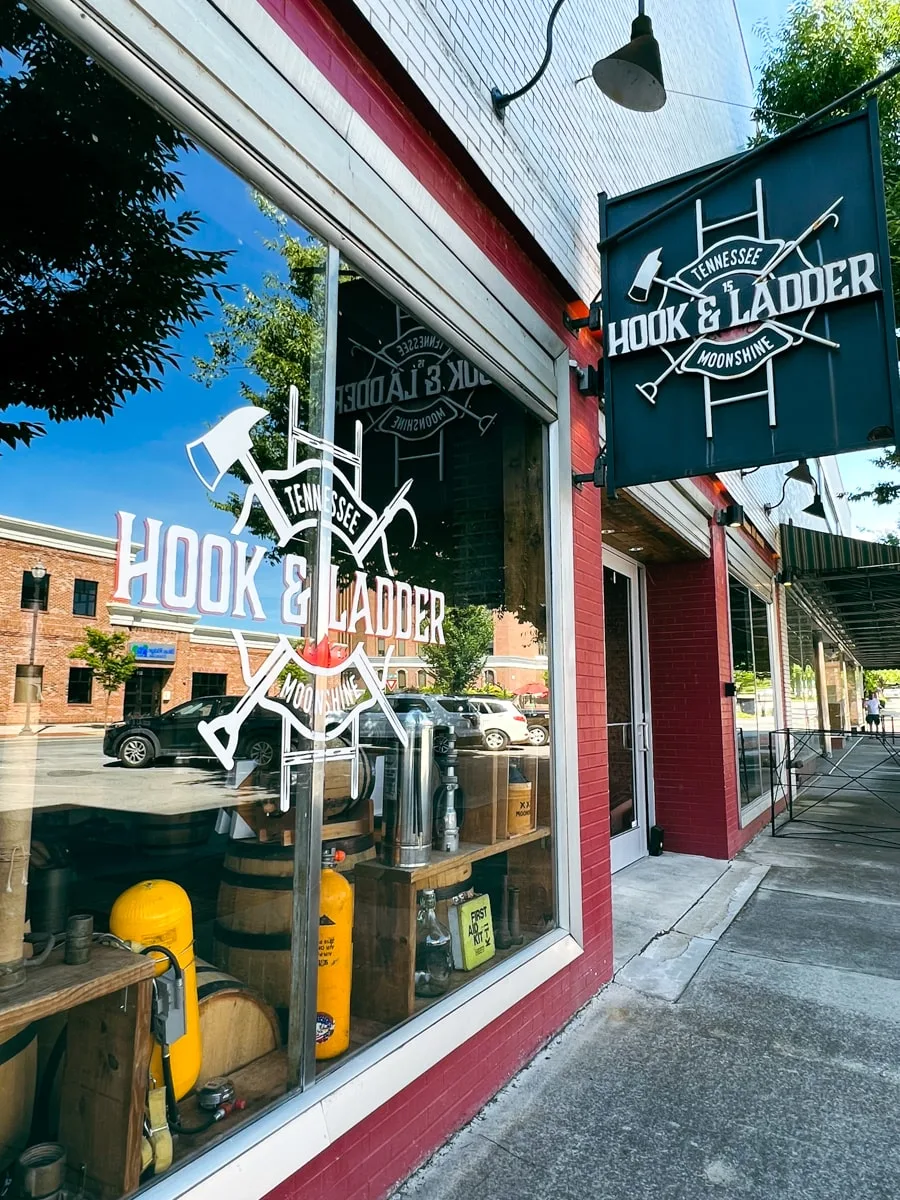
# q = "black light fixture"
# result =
<box><xmin>763</xmin><ymin>460</ymin><xmax>817</xmax><ymax>515</ymax></box>
<box><xmin>592</xmin><ymin>1</ymin><xmax>666</xmax><ymax>112</ymax></box>
<box><xmin>803</xmin><ymin>491</ymin><xmax>828</xmax><ymax>522</ymax></box>
<box><xmin>491</xmin><ymin>0</ymin><xmax>665</xmax><ymax>119</ymax></box>
<box><xmin>775</xmin><ymin>569</ymin><xmax>795</xmax><ymax>588</ymax></box>
<box><xmin>714</xmin><ymin>504</ymin><xmax>744</xmax><ymax>528</ymax></box>
<box><xmin>785</xmin><ymin>458</ymin><xmax>816</xmax><ymax>487</ymax></box>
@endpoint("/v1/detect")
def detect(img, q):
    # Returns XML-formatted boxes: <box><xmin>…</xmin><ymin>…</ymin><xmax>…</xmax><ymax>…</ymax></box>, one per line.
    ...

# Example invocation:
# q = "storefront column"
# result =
<box><xmin>814</xmin><ymin>635</ymin><xmax>831</xmax><ymax>741</ymax></box>
<box><xmin>645</xmin><ymin>524</ymin><xmax>739</xmax><ymax>860</ymax></box>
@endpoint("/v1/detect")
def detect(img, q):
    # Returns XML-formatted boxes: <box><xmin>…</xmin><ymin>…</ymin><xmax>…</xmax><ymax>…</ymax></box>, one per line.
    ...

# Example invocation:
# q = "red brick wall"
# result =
<box><xmin>0</xmin><ymin>538</ymin><xmax>269</xmax><ymax>725</ymax></box>
<box><xmin>645</xmin><ymin>523</ymin><xmax>740</xmax><ymax>860</ymax></box>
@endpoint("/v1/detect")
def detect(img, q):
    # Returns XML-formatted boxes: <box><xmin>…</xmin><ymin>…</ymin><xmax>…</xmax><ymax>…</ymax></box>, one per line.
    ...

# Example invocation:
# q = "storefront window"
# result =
<box><xmin>729</xmin><ymin>580</ymin><xmax>775</xmax><ymax>806</ymax></box>
<box><xmin>785</xmin><ymin>595</ymin><xmax>820</xmax><ymax>729</ymax></box>
<box><xmin>0</xmin><ymin>9</ymin><xmax>555</xmax><ymax>1195</ymax></box>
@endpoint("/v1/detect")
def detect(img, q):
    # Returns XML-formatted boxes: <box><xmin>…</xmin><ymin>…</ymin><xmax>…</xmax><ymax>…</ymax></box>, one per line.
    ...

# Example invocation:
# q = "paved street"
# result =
<box><xmin>0</xmin><ymin>736</ymin><xmax>273</xmax><ymax>814</ymax></box>
<box><xmin>394</xmin><ymin>816</ymin><xmax>900</xmax><ymax>1200</ymax></box>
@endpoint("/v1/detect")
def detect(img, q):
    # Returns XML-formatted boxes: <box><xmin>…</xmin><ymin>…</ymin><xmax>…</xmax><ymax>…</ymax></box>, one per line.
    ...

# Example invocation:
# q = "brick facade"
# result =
<box><xmin>0</xmin><ymin>535</ymin><xmax>271</xmax><ymax>726</ymax></box>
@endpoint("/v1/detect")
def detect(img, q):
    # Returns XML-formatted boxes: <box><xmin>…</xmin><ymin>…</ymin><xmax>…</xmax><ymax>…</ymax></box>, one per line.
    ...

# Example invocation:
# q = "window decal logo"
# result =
<box><xmin>186</xmin><ymin>391</ymin><xmax>417</xmax><ymax>577</ymax></box>
<box><xmin>114</xmin><ymin>393</ymin><xmax>446</xmax><ymax>812</ymax></box>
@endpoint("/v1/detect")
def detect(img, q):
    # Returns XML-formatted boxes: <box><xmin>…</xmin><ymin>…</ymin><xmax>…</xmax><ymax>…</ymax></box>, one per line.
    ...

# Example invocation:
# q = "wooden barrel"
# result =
<box><xmin>139</xmin><ymin>812</ymin><xmax>217</xmax><ymax>854</ymax></box>
<box><xmin>417</xmin><ymin>863</ymin><xmax>473</xmax><ymax>929</ymax></box>
<box><xmin>0</xmin><ymin>1021</ymin><xmax>37</xmax><ymax>1169</ymax></box>
<box><xmin>323</xmin><ymin>750</ymin><xmax>374</xmax><ymax>822</ymax></box>
<box><xmin>213</xmin><ymin>842</ymin><xmax>293</xmax><ymax>1013</ymax></box>
<box><xmin>195</xmin><ymin>960</ymin><xmax>282</xmax><ymax>1079</ymax></box>
<box><xmin>506</xmin><ymin>780</ymin><xmax>534</xmax><ymax>836</ymax></box>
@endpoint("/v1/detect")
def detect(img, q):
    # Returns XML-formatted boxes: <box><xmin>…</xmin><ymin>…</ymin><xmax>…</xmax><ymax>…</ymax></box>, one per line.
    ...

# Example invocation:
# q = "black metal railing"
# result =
<box><xmin>768</xmin><ymin>724</ymin><xmax>900</xmax><ymax>848</ymax></box>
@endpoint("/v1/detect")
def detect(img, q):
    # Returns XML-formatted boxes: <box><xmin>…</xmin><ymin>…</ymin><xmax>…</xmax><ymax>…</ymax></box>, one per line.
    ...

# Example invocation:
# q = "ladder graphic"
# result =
<box><xmin>694</xmin><ymin>179</ymin><xmax>777</xmax><ymax>440</ymax></box>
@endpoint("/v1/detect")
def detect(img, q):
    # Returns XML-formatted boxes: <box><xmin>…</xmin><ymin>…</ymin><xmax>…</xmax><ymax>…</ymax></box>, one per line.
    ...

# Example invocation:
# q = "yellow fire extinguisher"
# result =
<box><xmin>316</xmin><ymin>848</ymin><xmax>353</xmax><ymax>1060</ymax></box>
<box><xmin>110</xmin><ymin>879</ymin><xmax>202</xmax><ymax>1099</ymax></box>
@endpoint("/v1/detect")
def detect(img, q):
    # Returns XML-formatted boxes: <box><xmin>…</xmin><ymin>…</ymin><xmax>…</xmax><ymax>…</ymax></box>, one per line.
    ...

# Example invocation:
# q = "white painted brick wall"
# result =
<box><xmin>350</xmin><ymin>0</ymin><xmax>755</xmax><ymax>300</ymax></box>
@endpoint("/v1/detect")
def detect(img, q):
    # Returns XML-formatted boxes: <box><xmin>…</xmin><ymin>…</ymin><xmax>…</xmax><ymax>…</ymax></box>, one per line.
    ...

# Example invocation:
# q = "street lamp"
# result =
<box><xmin>20</xmin><ymin>563</ymin><xmax>46</xmax><ymax>736</ymax></box>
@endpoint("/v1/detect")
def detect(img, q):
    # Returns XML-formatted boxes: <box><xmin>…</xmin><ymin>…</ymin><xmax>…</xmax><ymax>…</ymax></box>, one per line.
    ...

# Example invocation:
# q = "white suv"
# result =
<box><xmin>469</xmin><ymin>697</ymin><xmax>531</xmax><ymax>751</ymax></box>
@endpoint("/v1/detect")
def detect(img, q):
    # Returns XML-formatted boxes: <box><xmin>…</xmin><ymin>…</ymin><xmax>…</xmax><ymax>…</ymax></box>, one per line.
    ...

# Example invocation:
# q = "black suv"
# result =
<box><xmin>102</xmin><ymin>696</ymin><xmax>279</xmax><ymax>768</ymax></box>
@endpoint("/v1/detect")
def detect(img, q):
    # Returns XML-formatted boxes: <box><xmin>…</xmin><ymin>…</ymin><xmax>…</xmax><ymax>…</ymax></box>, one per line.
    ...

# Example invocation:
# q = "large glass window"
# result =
<box><xmin>0</xmin><ymin>9</ymin><xmax>555</xmax><ymax>1194</ymax></box>
<box><xmin>729</xmin><ymin>580</ymin><xmax>775</xmax><ymax>807</ymax></box>
<box><xmin>785</xmin><ymin>594</ymin><xmax>820</xmax><ymax>729</ymax></box>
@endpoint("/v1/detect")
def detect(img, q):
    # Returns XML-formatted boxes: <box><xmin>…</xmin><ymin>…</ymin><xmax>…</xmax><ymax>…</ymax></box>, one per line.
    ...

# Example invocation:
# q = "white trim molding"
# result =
<box><xmin>106</xmin><ymin>603</ymin><xmax>200</xmax><ymax>633</ymax></box>
<box><xmin>0</xmin><ymin>513</ymin><xmax>126</xmax><ymax>559</ymax></box>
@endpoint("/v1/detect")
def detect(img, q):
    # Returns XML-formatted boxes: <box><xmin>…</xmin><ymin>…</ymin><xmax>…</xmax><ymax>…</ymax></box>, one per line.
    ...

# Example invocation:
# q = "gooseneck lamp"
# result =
<box><xmin>764</xmin><ymin>460</ymin><xmax>818</xmax><ymax>516</ymax></box>
<box><xmin>491</xmin><ymin>0</ymin><xmax>665</xmax><ymax>119</ymax></box>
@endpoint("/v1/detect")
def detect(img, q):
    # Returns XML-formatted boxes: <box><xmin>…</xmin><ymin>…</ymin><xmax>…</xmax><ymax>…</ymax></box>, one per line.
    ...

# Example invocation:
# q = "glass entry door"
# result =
<box><xmin>603</xmin><ymin>552</ymin><xmax>651</xmax><ymax>872</ymax></box>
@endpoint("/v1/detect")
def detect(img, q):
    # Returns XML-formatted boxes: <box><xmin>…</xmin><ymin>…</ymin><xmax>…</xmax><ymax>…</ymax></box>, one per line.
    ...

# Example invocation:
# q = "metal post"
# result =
<box><xmin>20</xmin><ymin>599</ymin><xmax>41</xmax><ymax>736</ymax></box>
<box><xmin>286</xmin><ymin>243</ymin><xmax>340</xmax><ymax>1091</ymax></box>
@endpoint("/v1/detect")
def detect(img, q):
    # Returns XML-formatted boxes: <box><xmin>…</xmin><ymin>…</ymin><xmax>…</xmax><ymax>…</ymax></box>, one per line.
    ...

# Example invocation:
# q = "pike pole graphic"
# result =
<box><xmin>185</xmin><ymin>394</ymin><xmax>418</xmax><ymax>811</ymax></box>
<box><xmin>626</xmin><ymin>178</ymin><xmax>843</xmax><ymax>439</ymax></box>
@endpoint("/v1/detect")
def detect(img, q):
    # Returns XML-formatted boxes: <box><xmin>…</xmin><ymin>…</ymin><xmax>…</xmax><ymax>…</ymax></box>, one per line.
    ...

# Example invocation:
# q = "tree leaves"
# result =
<box><xmin>420</xmin><ymin>606</ymin><xmax>495</xmax><ymax>694</ymax></box>
<box><xmin>0</xmin><ymin>4</ymin><xmax>230</xmax><ymax>448</ymax></box>
<box><xmin>754</xmin><ymin>0</ymin><xmax>900</xmax><ymax>507</ymax></box>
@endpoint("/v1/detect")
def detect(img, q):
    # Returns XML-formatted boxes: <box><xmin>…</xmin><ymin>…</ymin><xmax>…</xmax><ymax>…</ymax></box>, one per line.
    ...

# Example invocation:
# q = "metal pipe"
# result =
<box><xmin>491</xmin><ymin>0</ymin><xmax>568</xmax><ymax>115</ymax></box>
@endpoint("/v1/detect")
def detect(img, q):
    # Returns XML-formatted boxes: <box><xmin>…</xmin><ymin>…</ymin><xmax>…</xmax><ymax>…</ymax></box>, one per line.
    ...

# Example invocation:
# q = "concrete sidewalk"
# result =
<box><xmin>393</xmin><ymin>828</ymin><xmax>900</xmax><ymax>1200</ymax></box>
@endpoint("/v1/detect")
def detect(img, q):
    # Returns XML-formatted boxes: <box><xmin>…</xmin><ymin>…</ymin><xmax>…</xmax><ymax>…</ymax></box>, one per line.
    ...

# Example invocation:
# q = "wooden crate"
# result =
<box><xmin>351</xmin><ymin>827</ymin><xmax>550</xmax><ymax>1025</ymax></box>
<box><xmin>455</xmin><ymin>752</ymin><xmax>551</xmax><ymax>845</ymax></box>
<box><xmin>455</xmin><ymin>751</ymin><xmax>506</xmax><ymax>844</ymax></box>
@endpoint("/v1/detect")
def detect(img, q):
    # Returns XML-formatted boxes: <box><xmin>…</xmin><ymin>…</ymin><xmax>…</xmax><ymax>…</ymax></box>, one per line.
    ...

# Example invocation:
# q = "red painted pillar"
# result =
<box><xmin>645</xmin><ymin>523</ymin><xmax>739</xmax><ymax>859</ymax></box>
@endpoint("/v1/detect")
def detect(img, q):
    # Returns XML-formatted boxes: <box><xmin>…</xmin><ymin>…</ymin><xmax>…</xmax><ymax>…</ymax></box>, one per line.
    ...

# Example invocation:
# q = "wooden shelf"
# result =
<box><xmin>354</xmin><ymin>826</ymin><xmax>551</xmax><ymax>885</ymax></box>
<box><xmin>0</xmin><ymin>946</ymin><xmax>156</xmax><ymax>1036</ymax></box>
<box><xmin>174</xmin><ymin>1049</ymin><xmax>288</xmax><ymax>1159</ymax></box>
<box><xmin>352</xmin><ymin>830</ymin><xmax>552</xmax><ymax>1027</ymax></box>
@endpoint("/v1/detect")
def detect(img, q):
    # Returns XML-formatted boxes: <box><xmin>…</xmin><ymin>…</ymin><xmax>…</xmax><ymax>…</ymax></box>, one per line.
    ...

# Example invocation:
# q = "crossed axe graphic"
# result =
<box><xmin>186</xmin><ymin>407</ymin><xmax>417</xmax><ymax>575</ymax></box>
<box><xmin>197</xmin><ymin>633</ymin><xmax>408</xmax><ymax>772</ymax></box>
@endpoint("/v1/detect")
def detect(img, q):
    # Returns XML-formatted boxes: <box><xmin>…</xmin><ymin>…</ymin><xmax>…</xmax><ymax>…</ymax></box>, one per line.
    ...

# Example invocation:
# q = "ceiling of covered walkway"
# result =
<box><xmin>780</xmin><ymin>524</ymin><xmax>900</xmax><ymax>668</ymax></box>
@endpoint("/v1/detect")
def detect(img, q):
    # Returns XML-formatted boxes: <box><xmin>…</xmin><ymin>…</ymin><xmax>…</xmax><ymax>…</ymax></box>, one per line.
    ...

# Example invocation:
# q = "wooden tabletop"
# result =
<box><xmin>0</xmin><ymin>947</ymin><xmax>157</xmax><ymax>1036</ymax></box>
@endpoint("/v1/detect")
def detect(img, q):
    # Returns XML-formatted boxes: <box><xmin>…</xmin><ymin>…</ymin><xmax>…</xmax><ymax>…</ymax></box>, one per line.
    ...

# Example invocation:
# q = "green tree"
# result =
<box><xmin>194</xmin><ymin>208</ymin><xmax>329</xmax><ymax>553</ymax></box>
<box><xmin>0</xmin><ymin>4</ymin><xmax>230</xmax><ymax>451</ymax></box>
<box><xmin>420</xmin><ymin>606</ymin><xmax>495</xmax><ymax>694</ymax></box>
<box><xmin>753</xmin><ymin>0</ymin><xmax>900</xmax><ymax>506</ymax></box>
<box><xmin>69</xmin><ymin>629</ymin><xmax>137</xmax><ymax>724</ymax></box>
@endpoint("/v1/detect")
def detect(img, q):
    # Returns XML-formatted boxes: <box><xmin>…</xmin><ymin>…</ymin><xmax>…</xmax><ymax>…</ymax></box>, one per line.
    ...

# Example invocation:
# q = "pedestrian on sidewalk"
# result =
<box><xmin>865</xmin><ymin>692</ymin><xmax>881</xmax><ymax>732</ymax></box>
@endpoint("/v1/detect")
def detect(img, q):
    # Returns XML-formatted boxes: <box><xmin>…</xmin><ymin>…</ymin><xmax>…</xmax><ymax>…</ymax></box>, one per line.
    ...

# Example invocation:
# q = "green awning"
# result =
<box><xmin>780</xmin><ymin>524</ymin><xmax>900</xmax><ymax>668</ymax></box>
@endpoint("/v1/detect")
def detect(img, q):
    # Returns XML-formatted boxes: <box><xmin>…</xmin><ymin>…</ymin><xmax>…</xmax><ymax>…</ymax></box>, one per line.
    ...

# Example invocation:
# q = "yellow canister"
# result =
<box><xmin>110</xmin><ymin>879</ymin><xmax>201</xmax><ymax>1099</ymax></box>
<box><xmin>316</xmin><ymin>850</ymin><xmax>353</xmax><ymax>1060</ymax></box>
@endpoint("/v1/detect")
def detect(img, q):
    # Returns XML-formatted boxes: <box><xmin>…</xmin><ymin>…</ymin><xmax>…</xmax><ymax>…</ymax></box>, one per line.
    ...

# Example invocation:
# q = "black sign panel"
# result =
<box><xmin>600</xmin><ymin>104</ymin><xmax>899</xmax><ymax>490</ymax></box>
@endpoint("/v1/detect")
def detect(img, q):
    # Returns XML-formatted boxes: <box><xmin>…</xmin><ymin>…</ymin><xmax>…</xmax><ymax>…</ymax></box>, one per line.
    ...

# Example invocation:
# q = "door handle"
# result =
<box><xmin>636</xmin><ymin>721</ymin><xmax>649</xmax><ymax>754</ymax></box>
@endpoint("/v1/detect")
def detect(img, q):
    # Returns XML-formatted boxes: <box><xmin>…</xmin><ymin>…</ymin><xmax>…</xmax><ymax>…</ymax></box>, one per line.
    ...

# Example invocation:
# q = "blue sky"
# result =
<box><xmin>735</xmin><ymin>0</ymin><xmax>900</xmax><ymax>540</ymax></box>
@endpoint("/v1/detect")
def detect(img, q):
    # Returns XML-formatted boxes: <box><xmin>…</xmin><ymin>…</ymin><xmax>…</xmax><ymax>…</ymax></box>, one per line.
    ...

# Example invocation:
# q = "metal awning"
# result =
<box><xmin>780</xmin><ymin>524</ymin><xmax>900</xmax><ymax>668</ymax></box>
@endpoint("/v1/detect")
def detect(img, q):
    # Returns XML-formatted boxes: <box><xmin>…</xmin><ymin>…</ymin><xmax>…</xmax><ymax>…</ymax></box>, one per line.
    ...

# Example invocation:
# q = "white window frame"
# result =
<box><xmin>25</xmin><ymin>3</ymin><xmax>585</xmax><ymax>1196</ymax></box>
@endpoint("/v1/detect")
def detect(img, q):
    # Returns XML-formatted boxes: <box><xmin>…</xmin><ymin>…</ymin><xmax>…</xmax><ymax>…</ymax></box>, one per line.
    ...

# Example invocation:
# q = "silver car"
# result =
<box><xmin>358</xmin><ymin>693</ymin><xmax>481</xmax><ymax>755</ymax></box>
